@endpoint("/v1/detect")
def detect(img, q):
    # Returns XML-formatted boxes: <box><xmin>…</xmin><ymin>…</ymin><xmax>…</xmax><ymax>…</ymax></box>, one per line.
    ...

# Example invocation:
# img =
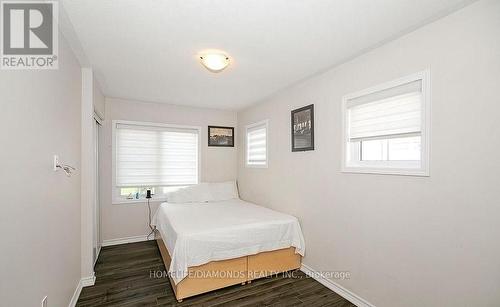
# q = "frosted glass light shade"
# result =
<box><xmin>199</xmin><ymin>53</ymin><xmax>230</xmax><ymax>72</ymax></box>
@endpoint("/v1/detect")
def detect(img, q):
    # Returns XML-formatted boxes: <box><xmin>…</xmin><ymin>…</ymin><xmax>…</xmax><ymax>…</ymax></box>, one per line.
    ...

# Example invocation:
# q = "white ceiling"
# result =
<box><xmin>61</xmin><ymin>0</ymin><xmax>473</xmax><ymax>110</ymax></box>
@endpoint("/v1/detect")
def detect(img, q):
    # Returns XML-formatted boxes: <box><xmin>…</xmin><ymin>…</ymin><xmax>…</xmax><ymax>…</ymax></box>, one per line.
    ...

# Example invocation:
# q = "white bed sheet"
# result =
<box><xmin>151</xmin><ymin>198</ymin><xmax>305</xmax><ymax>284</ymax></box>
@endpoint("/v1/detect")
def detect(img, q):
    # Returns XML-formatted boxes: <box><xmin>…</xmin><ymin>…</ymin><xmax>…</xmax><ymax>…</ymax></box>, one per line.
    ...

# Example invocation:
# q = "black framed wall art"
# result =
<box><xmin>291</xmin><ymin>104</ymin><xmax>314</xmax><ymax>152</ymax></box>
<box><xmin>208</xmin><ymin>126</ymin><xmax>234</xmax><ymax>147</ymax></box>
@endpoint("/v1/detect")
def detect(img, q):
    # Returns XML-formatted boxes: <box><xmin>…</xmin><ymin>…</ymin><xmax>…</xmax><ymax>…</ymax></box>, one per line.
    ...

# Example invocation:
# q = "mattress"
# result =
<box><xmin>151</xmin><ymin>198</ymin><xmax>305</xmax><ymax>284</ymax></box>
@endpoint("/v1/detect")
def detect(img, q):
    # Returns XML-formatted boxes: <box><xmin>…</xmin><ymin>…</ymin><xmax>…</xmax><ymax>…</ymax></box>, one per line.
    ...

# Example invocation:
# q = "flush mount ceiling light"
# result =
<box><xmin>199</xmin><ymin>52</ymin><xmax>230</xmax><ymax>73</ymax></box>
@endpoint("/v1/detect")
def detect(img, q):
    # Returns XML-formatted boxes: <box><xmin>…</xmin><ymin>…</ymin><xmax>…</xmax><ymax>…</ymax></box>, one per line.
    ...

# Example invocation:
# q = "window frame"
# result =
<box><xmin>112</xmin><ymin>120</ymin><xmax>202</xmax><ymax>204</ymax></box>
<box><xmin>341</xmin><ymin>70</ymin><xmax>431</xmax><ymax>176</ymax></box>
<box><xmin>245</xmin><ymin>119</ymin><xmax>269</xmax><ymax>168</ymax></box>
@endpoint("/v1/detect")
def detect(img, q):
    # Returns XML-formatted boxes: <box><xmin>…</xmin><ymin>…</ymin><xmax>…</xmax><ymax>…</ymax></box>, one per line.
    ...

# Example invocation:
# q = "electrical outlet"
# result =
<box><xmin>41</xmin><ymin>296</ymin><xmax>47</xmax><ymax>307</ymax></box>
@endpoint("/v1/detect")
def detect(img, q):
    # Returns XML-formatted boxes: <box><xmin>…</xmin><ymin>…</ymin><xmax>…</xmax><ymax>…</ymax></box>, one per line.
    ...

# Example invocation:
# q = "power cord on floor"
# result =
<box><xmin>146</xmin><ymin>191</ymin><xmax>157</xmax><ymax>240</ymax></box>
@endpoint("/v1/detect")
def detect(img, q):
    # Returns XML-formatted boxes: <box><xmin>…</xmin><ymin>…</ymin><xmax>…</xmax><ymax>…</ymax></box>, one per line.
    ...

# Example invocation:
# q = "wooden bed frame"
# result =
<box><xmin>156</xmin><ymin>236</ymin><xmax>301</xmax><ymax>302</ymax></box>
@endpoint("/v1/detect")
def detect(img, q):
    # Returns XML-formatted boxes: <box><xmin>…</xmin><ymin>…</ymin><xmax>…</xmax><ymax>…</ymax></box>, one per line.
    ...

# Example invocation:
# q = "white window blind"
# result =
<box><xmin>347</xmin><ymin>80</ymin><xmax>422</xmax><ymax>140</ymax></box>
<box><xmin>246</xmin><ymin>121</ymin><xmax>267</xmax><ymax>167</ymax></box>
<box><xmin>115</xmin><ymin>123</ymin><xmax>199</xmax><ymax>187</ymax></box>
<box><xmin>342</xmin><ymin>71</ymin><xmax>430</xmax><ymax>176</ymax></box>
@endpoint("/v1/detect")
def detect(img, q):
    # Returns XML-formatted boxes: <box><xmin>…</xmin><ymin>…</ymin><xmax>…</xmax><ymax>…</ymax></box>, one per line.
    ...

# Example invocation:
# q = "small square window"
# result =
<box><xmin>342</xmin><ymin>71</ymin><xmax>430</xmax><ymax>176</ymax></box>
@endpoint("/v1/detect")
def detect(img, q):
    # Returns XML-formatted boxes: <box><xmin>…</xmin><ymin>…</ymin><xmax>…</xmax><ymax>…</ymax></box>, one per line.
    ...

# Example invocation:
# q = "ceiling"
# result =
<box><xmin>60</xmin><ymin>0</ymin><xmax>474</xmax><ymax>110</ymax></box>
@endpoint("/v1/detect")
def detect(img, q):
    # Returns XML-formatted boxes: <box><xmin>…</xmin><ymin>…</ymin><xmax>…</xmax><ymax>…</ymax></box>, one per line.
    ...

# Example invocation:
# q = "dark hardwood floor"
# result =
<box><xmin>77</xmin><ymin>241</ymin><xmax>355</xmax><ymax>307</ymax></box>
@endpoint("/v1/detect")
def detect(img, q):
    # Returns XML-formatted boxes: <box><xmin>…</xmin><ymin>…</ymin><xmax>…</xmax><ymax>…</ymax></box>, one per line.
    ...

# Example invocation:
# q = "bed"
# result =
<box><xmin>151</xmin><ymin>184</ymin><xmax>305</xmax><ymax>302</ymax></box>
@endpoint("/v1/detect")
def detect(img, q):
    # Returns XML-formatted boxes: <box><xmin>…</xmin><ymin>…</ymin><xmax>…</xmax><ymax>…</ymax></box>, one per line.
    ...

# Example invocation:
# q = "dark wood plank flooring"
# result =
<box><xmin>77</xmin><ymin>241</ymin><xmax>355</xmax><ymax>307</ymax></box>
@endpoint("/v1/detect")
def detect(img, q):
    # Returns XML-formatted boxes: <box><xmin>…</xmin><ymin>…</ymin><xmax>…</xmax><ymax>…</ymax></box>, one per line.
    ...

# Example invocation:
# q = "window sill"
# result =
<box><xmin>245</xmin><ymin>164</ymin><xmax>268</xmax><ymax>169</ymax></box>
<box><xmin>341</xmin><ymin>166</ymin><xmax>429</xmax><ymax>177</ymax></box>
<box><xmin>112</xmin><ymin>198</ymin><xmax>168</xmax><ymax>205</ymax></box>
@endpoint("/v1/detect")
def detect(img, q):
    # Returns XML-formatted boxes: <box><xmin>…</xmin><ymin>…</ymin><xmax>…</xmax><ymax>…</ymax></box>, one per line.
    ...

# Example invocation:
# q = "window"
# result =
<box><xmin>113</xmin><ymin>121</ymin><xmax>200</xmax><ymax>203</ymax></box>
<box><xmin>246</xmin><ymin>120</ymin><xmax>268</xmax><ymax>168</ymax></box>
<box><xmin>342</xmin><ymin>71</ymin><xmax>430</xmax><ymax>176</ymax></box>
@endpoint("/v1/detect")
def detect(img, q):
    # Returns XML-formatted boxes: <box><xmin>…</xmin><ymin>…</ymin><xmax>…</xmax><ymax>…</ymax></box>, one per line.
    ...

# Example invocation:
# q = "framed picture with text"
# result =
<box><xmin>291</xmin><ymin>104</ymin><xmax>314</xmax><ymax>152</ymax></box>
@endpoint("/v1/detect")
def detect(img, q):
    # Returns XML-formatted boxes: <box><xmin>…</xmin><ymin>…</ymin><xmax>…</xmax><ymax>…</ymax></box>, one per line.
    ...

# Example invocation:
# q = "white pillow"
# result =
<box><xmin>166</xmin><ymin>183</ymin><xmax>211</xmax><ymax>203</ymax></box>
<box><xmin>207</xmin><ymin>181</ymin><xmax>239</xmax><ymax>202</ymax></box>
<box><xmin>166</xmin><ymin>181</ymin><xmax>239</xmax><ymax>203</ymax></box>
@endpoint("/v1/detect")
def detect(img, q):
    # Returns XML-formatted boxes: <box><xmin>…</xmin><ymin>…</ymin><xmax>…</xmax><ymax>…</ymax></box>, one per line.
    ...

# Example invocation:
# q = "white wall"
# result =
<box><xmin>237</xmin><ymin>1</ymin><xmax>500</xmax><ymax>306</ymax></box>
<box><xmin>0</xmin><ymin>37</ymin><xmax>82</xmax><ymax>306</ymax></box>
<box><xmin>101</xmin><ymin>98</ymin><xmax>237</xmax><ymax>241</ymax></box>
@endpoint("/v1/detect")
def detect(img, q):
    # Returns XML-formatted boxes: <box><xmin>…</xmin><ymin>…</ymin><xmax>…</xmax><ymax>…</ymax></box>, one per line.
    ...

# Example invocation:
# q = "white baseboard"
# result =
<box><xmin>300</xmin><ymin>264</ymin><xmax>376</xmax><ymax>307</ymax></box>
<box><xmin>101</xmin><ymin>234</ymin><xmax>152</xmax><ymax>247</ymax></box>
<box><xmin>68</xmin><ymin>273</ymin><xmax>95</xmax><ymax>307</ymax></box>
<box><xmin>81</xmin><ymin>273</ymin><xmax>96</xmax><ymax>287</ymax></box>
<box><xmin>68</xmin><ymin>279</ymin><xmax>82</xmax><ymax>307</ymax></box>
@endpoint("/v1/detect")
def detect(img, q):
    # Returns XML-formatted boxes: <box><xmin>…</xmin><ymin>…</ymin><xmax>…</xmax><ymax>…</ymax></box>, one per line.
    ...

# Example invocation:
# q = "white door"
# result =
<box><xmin>93</xmin><ymin>117</ymin><xmax>102</xmax><ymax>265</ymax></box>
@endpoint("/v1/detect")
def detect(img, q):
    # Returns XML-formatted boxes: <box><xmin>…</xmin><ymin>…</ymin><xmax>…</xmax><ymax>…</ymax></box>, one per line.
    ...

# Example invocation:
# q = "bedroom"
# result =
<box><xmin>1</xmin><ymin>0</ymin><xmax>499</xmax><ymax>306</ymax></box>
